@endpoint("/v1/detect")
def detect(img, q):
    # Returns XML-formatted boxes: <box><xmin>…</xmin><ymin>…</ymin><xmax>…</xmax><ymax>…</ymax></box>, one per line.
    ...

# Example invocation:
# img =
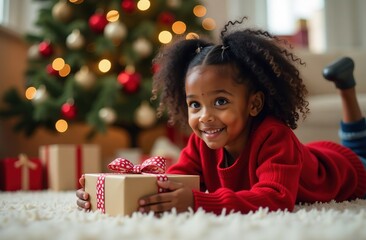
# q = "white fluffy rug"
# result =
<box><xmin>1</xmin><ymin>191</ymin><xmax>366</xmax><ymax>240</ymax></box>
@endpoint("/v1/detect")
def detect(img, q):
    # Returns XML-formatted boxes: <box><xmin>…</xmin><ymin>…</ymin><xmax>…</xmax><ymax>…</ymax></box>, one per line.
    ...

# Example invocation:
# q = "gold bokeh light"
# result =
<box><xmin>186</xmin><ymin>32</ymin><xmax>199</xmax><ymax>40</ymax></box>
<box><xmin>99</xmin><ymin>59</ymin><xmax>112</xmax><ymax>73</ymax></box>
<box><xmin>158</xmin><ymin>30</ymin><xmax>173</xmax><ymax>44</ymax></box>
<box><xmin>172</xmin><ymin>21</ymin><xmax>186</xmax><ymax>34</ymax></box>
<box><xmin>106</xmin><ymin>10</ymin><xmax>119</xmax><ymax>22</ymax></box>
<box><xmin>202</xmin><ymin>18</ymin><xmax>216</xmax><ymax>31</ymax></box>
<box><xmin>55</xmin><ymin>119</ymin><xmax>68</xmax><ymax>133</ymax></box>
<box><xmin>25</xmin><ymin>87</ymin><xmax>37</xmax><ymax>100</ymax></box>
<box><xmin>52</xmin><ymin>58</ymin><xmax>65</xmax><ymax>71</ymax></box>
<box><xmin>69</xmin><ymin>0</ymin><xmax>84</xmax><ymax>4</ymax></box>
<box><xmin>137</xmin><ymin>0</ymin><xmax>150</xmax><ymax>11</ymax></box>
<box><xmin>59</xmin><ymin>64</ymin><xmax>71</xmax><ymax>77</ymax></box>
<box><xmin>193</xmin><ymin>5</ymin><xmax>206</xmax><ymax>17</ymax></box>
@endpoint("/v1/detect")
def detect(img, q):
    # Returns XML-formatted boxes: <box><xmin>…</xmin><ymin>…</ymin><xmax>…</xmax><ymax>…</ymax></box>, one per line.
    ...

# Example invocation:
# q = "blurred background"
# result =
<box><xmin>1</xmin><ymin>0</ymin><xmax>365</xmax><ymax>170</ymax></box>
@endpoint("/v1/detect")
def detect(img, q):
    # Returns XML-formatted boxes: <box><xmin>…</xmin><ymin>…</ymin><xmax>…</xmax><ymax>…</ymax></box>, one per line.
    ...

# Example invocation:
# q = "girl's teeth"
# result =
<box><xmin>205</xmin><ymin>129</ymin><xmax>221</xmax><ymax>134</ymax></box>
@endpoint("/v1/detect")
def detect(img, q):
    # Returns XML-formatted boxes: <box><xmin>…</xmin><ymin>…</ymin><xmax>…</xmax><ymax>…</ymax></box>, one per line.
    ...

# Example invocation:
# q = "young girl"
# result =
<box><xmin>77</xmin><ymin>18</ymin><xmax>366</xmax><ymax>215</ymax></box>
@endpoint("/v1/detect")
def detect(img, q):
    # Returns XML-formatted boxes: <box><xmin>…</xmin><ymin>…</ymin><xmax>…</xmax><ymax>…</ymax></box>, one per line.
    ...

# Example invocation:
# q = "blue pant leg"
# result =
<box><xmin>339</xmin><ymin>118</ymin><xmax>366</xmax><ymax>198</ymax></box>
<box><xmin>339</xmin><ymin>118</ymin><xmax>366</xmax><ymax>159</ymax></box>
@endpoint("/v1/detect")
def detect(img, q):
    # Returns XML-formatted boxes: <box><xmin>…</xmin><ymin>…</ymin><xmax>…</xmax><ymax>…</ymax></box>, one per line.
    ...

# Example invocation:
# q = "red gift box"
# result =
<box><xmin>0</xmin><ymin>154</ymin><xmax>43</xmax><ymax>191</ymax></box>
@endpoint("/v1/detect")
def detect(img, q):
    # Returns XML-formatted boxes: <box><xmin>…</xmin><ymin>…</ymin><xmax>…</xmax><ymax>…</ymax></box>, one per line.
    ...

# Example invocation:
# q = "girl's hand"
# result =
<box><xmin>138</xmin><ymin>180</ymin><xmax>194</xmax><ymax>214</ymax></box>
<box><xmin>75</xmin><ymin>175</ymin><xmax>91</xmax><ymax>210</ymax></box>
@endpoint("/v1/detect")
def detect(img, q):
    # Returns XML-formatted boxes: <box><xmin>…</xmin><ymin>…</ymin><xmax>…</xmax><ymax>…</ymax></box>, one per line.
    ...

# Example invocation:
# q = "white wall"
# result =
<box><xmin>324</xmin><ymin>0</ymin><xmax>366</xmax><ymax>51</ymax></box>
<box><xmin>223</xmin><ymin>0</ymin><xmax>267</xmax><ymax>29</ymax></box>
<box><xmin>6</xmin><ymin>0</ymin><xmax>40</xmax><ymax>34</ymax></box>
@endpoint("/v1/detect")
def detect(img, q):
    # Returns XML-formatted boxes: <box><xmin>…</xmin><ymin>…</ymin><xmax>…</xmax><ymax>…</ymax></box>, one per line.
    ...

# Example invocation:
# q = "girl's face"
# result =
<box><xmin>185</xmin><ymin>65</ymin><xmax>263</xmax><ymax>158</ymax></box>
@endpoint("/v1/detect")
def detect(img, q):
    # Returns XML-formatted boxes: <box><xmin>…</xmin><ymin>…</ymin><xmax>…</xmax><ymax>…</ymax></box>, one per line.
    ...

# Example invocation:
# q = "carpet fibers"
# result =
<box><xmin>1</xmin><ymin>191</ymin><xmax>366</xmax><ymax>240</ymax></box>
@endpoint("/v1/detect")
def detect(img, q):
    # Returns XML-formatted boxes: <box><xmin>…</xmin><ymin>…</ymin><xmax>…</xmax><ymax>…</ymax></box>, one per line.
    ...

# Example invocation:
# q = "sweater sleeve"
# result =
<box><xmin>167</xmin><ymin>134</ymin><xmax>208</xmax><ymax>191</ymax></box>
<box><xmin>193</xmin><ymin>121</ymin><xmax>304</xmax><ymax>215</ymax></box>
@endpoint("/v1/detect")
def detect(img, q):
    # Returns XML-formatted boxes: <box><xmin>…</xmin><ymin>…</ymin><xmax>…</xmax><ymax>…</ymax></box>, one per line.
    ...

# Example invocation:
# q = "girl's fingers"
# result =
<box><xmin>139</xmin><ymin>200</ymin><xmax>173</xmax><ymax>213</ymax></box>
<box><xmin>76</xmin><ymin>188</ymin><xmax>89</xmax><ymax>200</ymax></box>
<box><xmin>139</xmin><ymin>191</ymin><xmax>173</xmax><ymax>206</ymax></box>
<box><xmin>138</xmin><ymin>180</ymin><xmax>186</xmax><ymax>213</ymax></box>
<box><xmin>76</xmin><ymin>198</ymin><xmax>90</xmax><ymax>210</ymax></box>
<box><xmin>76</xmin><ymin>188</ymin><xmax>90</xmax><ymax>210</ymax></box>
<box><xmin>140</xmin><ymin>180</ymin><xmax>194</xmax><ymax>214</ymax></box>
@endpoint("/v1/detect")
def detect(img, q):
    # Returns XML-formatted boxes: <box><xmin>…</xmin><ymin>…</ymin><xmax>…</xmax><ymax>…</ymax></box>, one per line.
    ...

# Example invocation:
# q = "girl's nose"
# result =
<box><xmin>199</xmin><ymin>108</ymin><xmax>214</xmax><ymax>123</ymax></box>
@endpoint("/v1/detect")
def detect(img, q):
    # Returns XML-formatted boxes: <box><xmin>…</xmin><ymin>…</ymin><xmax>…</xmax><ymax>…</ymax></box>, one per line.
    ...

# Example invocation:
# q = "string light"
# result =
<box><xmin>172</xmin><ymin>21</ymin><xmax>186</xmax><ymax>34</ymax></box>
<box><xmin>106</xmin><ymin>10</ymin><xmax>119</xmax><ymax>22</ymax></box>
<box><xmin>55</xmin><ymin>119</ymin><xmax>68</xmax><ymax>133</ymax></box>
<box><xmin>193</xmin><ymin>5</ymin><xmax>206</xmax><ymax>17</ymax></box>
<box><xmin>99</xmin><ymin>59</ymin><xmax>112</xmax><ymax>73</ymax></box>
<box><xmin>137</xmin><ymin>0</ymin><xmax>150</xmax><ymax>11</ymax></box>
<box><xmin>25</xmin><ymin>87</ymin><xmax>37</xmax><ymax>100</ymax></box>
<box><xmin>59</xmin><ymin>64</ymin><xmax>71</xmax><ymax>77</ymax></box>
<box><xmin>52</xmin><ymin>58</ymin><xmax>65</xmax><ymax>71</ymax></box>
<box><xmin>186</xmin><ymin>32</ymin><xmax>199</xmax><ymax>40</ymax></box>
<box><xmin>202</xmin><ymin>18</ymin><xmax>216</xmax><ymax>31</ymax></box>
<box><xmin>158</xmin><ymin>30</ymin><xmax>173</xmax><ymax>44</ymax></box>
<box><xmin>69</xmin><ymin>0</ymin><xmax>84</xmax><ymax>4</ymax></box>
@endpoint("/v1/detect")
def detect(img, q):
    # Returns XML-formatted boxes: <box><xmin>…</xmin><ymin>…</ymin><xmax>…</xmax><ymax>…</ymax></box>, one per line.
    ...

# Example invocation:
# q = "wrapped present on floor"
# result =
<box><xmin>0</xmin><ymin>154</ymin><xmax>43</xmax><ymax>191</ymax></box>
<box><xmin>39</xmin><ymin>144</ymin><xmax>101</xmax><ymax>191</ymax></box>
<box><xmin>85</xmin><ymin>156</ymin><xmax>199</xmax><ymax>216</ymax></box>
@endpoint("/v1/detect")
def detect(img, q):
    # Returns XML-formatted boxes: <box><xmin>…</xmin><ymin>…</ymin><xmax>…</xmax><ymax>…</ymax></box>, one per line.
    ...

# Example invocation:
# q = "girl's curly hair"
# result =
<box><xmin>152</xmin><ymin>17</ymin><xmax>309</xmax><ymax>130</ymax></box>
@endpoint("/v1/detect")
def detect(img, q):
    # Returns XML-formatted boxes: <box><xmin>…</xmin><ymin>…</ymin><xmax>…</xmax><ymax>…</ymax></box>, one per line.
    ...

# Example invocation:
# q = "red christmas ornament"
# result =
<box><xmin>158</xmin><ymin>12</ymin><xmax>175</xmax><ymax>26</ymax></box>
<box><xmin>121</xmin><ymin>0</ymin><xmax>136</xmax><ymax>13</ymax></box>
<box><xmin>46</xmin><ymin>64</ymin><xmax>59</xmax><ymax>76</ymax></box>
<box><xmin>38</xmin><ymin>41</ymin><xmax>53</xmax><ymax>57</ymax></box>
<box><xmin>117</xmin><ymin>71</ymin><xmax>141</xmax><ymax>93</ymax></box>
<box><xmin>61</xmin><ymin>102</ymin><xmax>77</xmax><ymax>119</ymax></box>
<box><xmin>89</xmin><ymin>13</ymin><xmax>108</xmax><ymax>33</ymax></box>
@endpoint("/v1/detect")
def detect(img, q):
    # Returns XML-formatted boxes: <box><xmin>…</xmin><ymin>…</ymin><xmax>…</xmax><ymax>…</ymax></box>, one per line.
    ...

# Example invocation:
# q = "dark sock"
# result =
<box><xmin>322</xmin><ymin>57</ymin><xmax>356</xmax><ymax>89</ymax></box>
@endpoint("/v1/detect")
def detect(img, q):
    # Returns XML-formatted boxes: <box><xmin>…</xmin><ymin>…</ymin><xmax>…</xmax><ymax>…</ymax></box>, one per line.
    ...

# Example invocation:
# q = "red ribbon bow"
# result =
<box><xmin>96</xmin><ymin>156</ymin><xmax>168</xmax><ymax>213</ymax></box>
<box><xmin>108</xmin><ymin>156</ymin><xmax>166</xmax><ymax>174</ymax></box>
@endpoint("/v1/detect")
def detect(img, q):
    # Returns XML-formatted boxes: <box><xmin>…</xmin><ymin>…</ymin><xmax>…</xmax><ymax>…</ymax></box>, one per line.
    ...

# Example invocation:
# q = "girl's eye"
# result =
<box><xmin>215</xmin><ymin>98</ymin><xmax>228</xmax><ymax>106</ymax></box>
<box><xmin>189</xmin><ymin>101</ymin><xmax>200</xmax><ymax>109</ymax></box>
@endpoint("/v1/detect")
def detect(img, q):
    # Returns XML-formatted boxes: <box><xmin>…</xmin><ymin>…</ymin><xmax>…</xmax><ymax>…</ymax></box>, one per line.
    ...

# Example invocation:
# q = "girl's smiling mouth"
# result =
<box><xmin>200</xmin><ymin>127</ymin><xmax>225</xmax><ymax>138</ymax></box>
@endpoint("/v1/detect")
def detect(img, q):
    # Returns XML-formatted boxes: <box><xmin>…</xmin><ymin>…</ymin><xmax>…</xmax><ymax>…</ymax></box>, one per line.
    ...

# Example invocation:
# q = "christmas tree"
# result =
<box><xmin>0</xmin><ymin>0</ymin><xmax>214</xmax><ymax>146</ymax></box>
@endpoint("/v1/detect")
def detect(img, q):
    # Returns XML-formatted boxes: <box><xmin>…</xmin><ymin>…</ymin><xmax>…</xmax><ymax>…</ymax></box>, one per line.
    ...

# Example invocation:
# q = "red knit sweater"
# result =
<box><xmin>167</xmin><ymin>116</ymin><xmax>366</xmax><ymax>215</ymax></box>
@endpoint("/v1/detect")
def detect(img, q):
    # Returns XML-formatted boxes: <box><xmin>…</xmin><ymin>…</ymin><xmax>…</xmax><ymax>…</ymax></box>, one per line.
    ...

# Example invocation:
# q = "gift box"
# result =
<box><xmin>85</xmin><ymin>173</ymin><xmax>199</xmax><ymax>216</ymax></box>
<box><xmin>39</xmin><ymin>144</ymin><xmax>101</xmax><ymax>191</ymax></box>
<box><xmin>0</xmin><ymin>154</ymin><xmax>43</xmax><ymax>191</ymax></box>
<box><xmin>84</xmin><ymin>157</ymin><xmax>199</xmax><ymax>216</ymax></box>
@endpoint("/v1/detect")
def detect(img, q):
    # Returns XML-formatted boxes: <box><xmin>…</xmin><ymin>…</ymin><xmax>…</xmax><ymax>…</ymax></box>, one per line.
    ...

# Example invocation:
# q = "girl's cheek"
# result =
<box><xmin>188</xmin><ymin>114</ymin><xmax>199</xmax><ymax>128</ymax></box>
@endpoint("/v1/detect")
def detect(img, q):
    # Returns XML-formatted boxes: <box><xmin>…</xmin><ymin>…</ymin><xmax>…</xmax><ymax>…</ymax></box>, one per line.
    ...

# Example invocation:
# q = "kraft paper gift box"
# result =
<box><xmin>39</xmin><ymin>144</ymin><xmax>101</xmax><ymax>191</ymax></box>
<box><xmin>85</xmin><ymin>173</ymin><xmax>199</xmax><ymax>216</ymax></box>
<box><xmin>84</xmin><ymin>156</ymin><xmax>200</xmax><ymax>216</ymax></box>
<box><xmin>0</xmin><ymin>154</ymin><xmax>43</xmax><ymax>191</ymax></box>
